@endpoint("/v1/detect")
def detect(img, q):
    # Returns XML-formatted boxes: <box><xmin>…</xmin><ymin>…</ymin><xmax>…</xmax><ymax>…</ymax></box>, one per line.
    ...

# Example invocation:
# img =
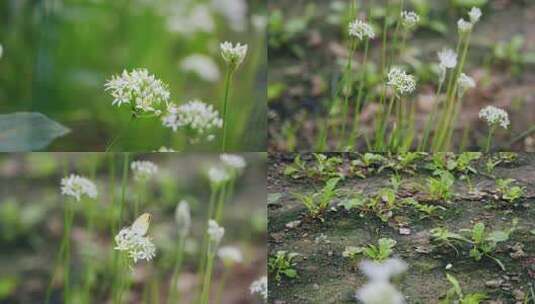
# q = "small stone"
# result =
<box><xmin>313</xmin><ymin>283</ymin><xmax>320</xmax><ymax>290</ymax></box>
<box><xmin>399</xmin><ymin>227</ymin><xmax>411</xmax><ymax>235</ymax></box>
<box><xmin>512</xmin><ymin>289</ymin><xmax>525</xmax><ymax>301</ymax></box>
<box><xmin>328</xmin><ymin>251</ymin><xmax>333</xmax><ymax>256</ymax></box>
<box><xmin>285</xmin><ymin>220</ymin><xmax>302</xmax><ymax>229</ymax></box>
<box><xmin>485</xmin><ymin>279</ymin><xmax>502</xmax><ymax>288</ymax></box>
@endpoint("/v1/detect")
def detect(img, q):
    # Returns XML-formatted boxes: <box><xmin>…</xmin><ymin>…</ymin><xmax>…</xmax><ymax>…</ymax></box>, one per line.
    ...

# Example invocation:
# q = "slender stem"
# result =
<box><xmin>214</xmin><ymin>181</ymin><xmax>229</xmax><ymax>222</ymax></box>
<box><xmin>215</xmin><ymin>269</ymin><xmax>230</xmax><ymax>304</ymax></box>
<box><xmin>339</xmin><ymin>39</ymin><xmax>358</xmax><ymax>147</ymax></box>
<box><xmin>106</xmin><ymin>115</ymin><xmax>134</xmax><ymax>152</ymax></box>
<box><xmin>221</xmin><ymin>68</ymin><xmax>233</xmax><ymax>151</ymax></box>
<box><xmin>167</xmin><ymin>237</ymin><xmax>185</xmax><ymax>304</ymax></box>
<box><xmin>200</xmin><ymin>251</ymin><xmax>216</xmax><ymax>304</ymax></box>
<box><xmin>419</xmin><ymin>80</ymin><xmax>444</xmax><ymax>151</ymax></box>
<box><xmin>485</xmin><ymin>126</ymin><xmax>495</xmax><ymax>153</ymax></box>
<box><xmin>349</xmin><ymin>38</ymin><xmax>370</xmax><ymax>148</ymax></box>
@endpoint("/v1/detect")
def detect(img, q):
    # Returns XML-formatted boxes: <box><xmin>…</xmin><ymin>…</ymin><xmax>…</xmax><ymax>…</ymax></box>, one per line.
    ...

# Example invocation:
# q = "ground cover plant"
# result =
<box><xmin>0</xmin><ymin>0</ymin><xmax>266</xmax><ymax>151</ymax></box>
<box><xmin>268</xmin><ymin>152</ymin><xmax>535</xmax><ymax>303</ymax></box>
<box><xmin>268</xmin><ymin>0</ymin><xmax>535</xmax><ymax>152</ymax></box>
<box><xmin>0</xmin><ymin>153</ymin><xmax>267</xmax><ymax>303</ymax></box>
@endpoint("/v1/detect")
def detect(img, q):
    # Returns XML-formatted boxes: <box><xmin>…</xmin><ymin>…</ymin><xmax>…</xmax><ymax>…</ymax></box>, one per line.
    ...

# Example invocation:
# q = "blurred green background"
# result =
<box><xmin>0</xmin><ymin>0</ymin><xmax>267</xmax><ymax>151</ymax></box>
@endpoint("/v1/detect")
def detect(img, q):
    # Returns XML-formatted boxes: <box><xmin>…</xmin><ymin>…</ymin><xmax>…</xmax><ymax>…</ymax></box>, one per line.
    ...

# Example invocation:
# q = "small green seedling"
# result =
<box><xmin>342</xmin><ymin>246</ymin><xmax>363</xmax><ymax>269</ymax></box>
<box><xmin>440</xmin><ymin>273</ymin><xmax>488</xmax><ymax>304</ymax></box>
<box><xmin>284</xmin><ymin>154</ymin><xmax>343</xmax><ymax>180</ymax></box>
<box><xmin>405</xmin><ymin>198</ymin><xmax>445</xmax><ymax>218</ymax></box>
<box><xmin>431</xmin><ymin>227</ymin><xmax>468</xmax><ymax>255</ymax></box>
<box><xmin>496</xmin><ymin>178</ymin><xmax>525</xmax><ymax>203</ymax></box>
<box><xmin>268</xmin><ymin>250</ymin><xmax>299</xmax><ymax>284</ymax></box>
<box><xmin>463</xmin><ymin>219</ymin><xmax>518</xmax><ymax>270</ymax></box>
<box><xmin>292</xmin><ymin>178</ymin><xmax>340</xmax><ymax>220</ymax></box>
<box><xmin>338</xmin><ymin>191</ymin><xmax>366</xmax><ymax>211</ymax></box>
<box><xmin>361</xmin><ymin>238</ymin><xmax>397</xmax><ymax>262</ymax></box>
<box><xmin>426</xmin><ymin>170</ymin><xmax>455</xmax><ymax>201</ymax></box>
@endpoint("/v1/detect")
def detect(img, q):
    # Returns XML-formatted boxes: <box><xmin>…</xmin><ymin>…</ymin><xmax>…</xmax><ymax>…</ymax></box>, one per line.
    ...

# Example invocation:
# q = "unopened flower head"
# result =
<box><xmin>479</xmin><ymin>106</ymin><xmax>510</xmax><ymax>129</ymax></box>
<box><xmin>457</xmin><ymin>18</ymin><xmax>472</xmax><ymax>34</ymax></box>
<box><xmin>114</xmin><ymin>213</ymin><xmax>156</xmax><ymax>264</ymax></box>
<box><xmin>468</xmin><ymin>7</ymin><xmax>482</xmax><ymax>24</ymax></box>
<box><xmin>104</xmin><ymin>69</ymin><xmax>170</xmax><ymax>115</ymax></box>
<box><xmin>208</xmin><ymin>166</ymin><xmax>231</xmax><ymax>185</ymax></box>
<box><xmin>220</xmin><ymin>41</ymin><xmax>248</xmax><ymax>69</ymax></box>
<box><xmin>217</xmin><ymin>245</ymin><xmax>244</xmax><ymax>266</ymax></box>
<box><xmin>437</xmin><ymin>48</ymin><xmax>457</xmax><ymax>69</ymax></box>
<box><xmin>348</xmin><ymin>19</ymin><xmax>375</xmax><ymax>40</ymax></box>
<box><xmin>175</xmin><ymin>200</ymin><xmax>191</xmax><ymax>238</ymax></box>
<box><xmin>401</xmin><ymin>11</ymin><xmax>420</xmax><ymax>29</ymax></box>
<box><xmin>249</xmin><ymin>276</ymin><xmax>268</xmax><ymax>302</ymax></box>
<box><xmin>161</xmin><ymin>101</ymin><xmax>222</xmax><ymax>143</ymax></box>
<box><xmin>457</xmin><ymin>73</ymin><xmax>476</xmax><ymax>97</ymax></box>
<box><xmin>207</xmin><ymin>219</ymin><xmax>225</xmax><ymax>250</ymax></box>
<box><xmin>220</xmin><ymin>154</ymin><xmax>246</xmax><ymax>171</ymax></box>
<box><xmin>60</xmin><ymin>174</ymin><xmax>98</xmax><ymax>202</ymax></box>
<box><xmin>131</xmin><ymin>160</ymin><xmax>158</xmax><ymax>181</ymax></box>
<box><xmin>387</xmin><ymin>67</ymin><xmax>416</xmax><ymax>96</ymax></box>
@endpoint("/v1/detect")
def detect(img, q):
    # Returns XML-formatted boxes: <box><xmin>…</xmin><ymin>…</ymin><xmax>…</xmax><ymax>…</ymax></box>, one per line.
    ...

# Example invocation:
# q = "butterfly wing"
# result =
<box><xmin>131</xmin><ymin>213</ymin><xmax>151</xmax><ymax>236</ymax></box>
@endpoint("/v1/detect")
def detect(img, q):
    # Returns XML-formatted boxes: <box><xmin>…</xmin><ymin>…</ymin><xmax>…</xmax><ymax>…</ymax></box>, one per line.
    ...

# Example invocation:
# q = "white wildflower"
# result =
<box><xmin>131</xmin><ymin>160</ymin><xmax>158</xmax><ymax>181</ymax></box>
<box><xmin>207</xmin><ymin>220</ymin><xmax>225</xmax><ymax>250</ymax></box>
<box><xmin>457</xmin><ymin>73</ymin><xmax>476</xmax><ymax>97</ymax></box>
<box><xmin>250</xmin><ymin>276</ymin><xmax>268</xmax><ymax>302</ymax></box>
<box><xmin>457</xmin><ymin>18</ymin><xmax>472</xmax><ymax>34</ymax></box>
<box><xmin>401</xmin><ymin>11</ymin><xmax>420</xmax><ymax>29</ymax></box>
<box><xmin>479</xmin><ymin>106</ymin><xmax>510</xmax><ymax>129</ymax></box>
<box><xmin>180</xmin><ymin>54</ymin><xmax>220</xmax><ymax>82</ymax></box>
<box><xmin>437</xmin><ymin>48</ymin><xmax>458</xmax><ymax>69</ymax></box>
<box><xmin>161</xmin><ymin>101</ymin><xmax>223</xmax><ymax>143</ymax></box>
<box><xmin>355</xmin><ymin>258</ymin><xmax>408</xmax><ymax>304</ymax></box>
<box><xmin>220</xmin><ymin>154</ymin><xmax>246</xmax><ymax>171</ymax></box>
<box><xmin>387</xmin><ymin>67</ymin><xmax>416</xmax><ymax>96</ymax></box>
<box><xmin>60</xmin><ymin>174</ymin><xmax>98</xmax><ymax>202</ymax></box>
<box><xmin>175</xmin><ymin>200</ymin><xmax>191</xmax><ymax>238</ymax></box>
<box><xmin>217</xmin><ymin>245</ymin><xmax>244</xmax><ymax>266</ymax></box>
<box><xmin>156</xmin><ymin>146</ymin><xmax>176</xmax><ymax>152</ymax></box>
<box><xmin>104</xmin><ymin>69</ymin><xmax>170</xmax><ymax>116</ymax></box>
<box><xmin>468</xmin><ymin>7</ymin><xmax>482</xmax><ymax>24</ymax></box>
<box><xmin>208</xmin><ymin>166</ymin><xmax>231</xmax><ymax>184</ymax></box>
<box><xmin>114</xmin><ymin>214</ymin><xmax>156</xmax><ymax>263</ymax></box>
<box><xmin>348</xmin><ymin>19</ymin><xmax>375</xmax><ymax>40</ymax></box>
<box><xmin>220</xmin><ymin>41</ymin><xmax>248</xmax><ymax>69</ymax></box>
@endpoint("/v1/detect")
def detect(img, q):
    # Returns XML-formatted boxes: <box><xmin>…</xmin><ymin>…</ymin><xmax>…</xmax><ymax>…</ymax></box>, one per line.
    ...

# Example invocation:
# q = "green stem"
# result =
<box><xmin>215</xmin><ymin>269</ymin><xmax>230</xmax><ymax>304</ymax></box>
<box><xmin>200</xmin><ymin>251</ymin><xmax>216</xmax><ymax>304</ymax></box>
<box><xmin>105</xmin><ymin>115</ymin><xmax>134</xmax><ymax>152</ymax></box>
<box><xmin>349</xmin><ymin>38</ymin><xmax>370</xmax><ymax>148</ymax></box>
<box><xmin>221</xmin><ymin>68</ymin><xmax>233</xmax><ymax>151</ymax></box>
<box><xmin>419</xmin><ymin>80</ymin><xmax>444</xmax><ymax>151</ymax></box>
<box><xmin>339</xmin><ymin>39</ymin><xmax>358</xmax><ymax>147</ymax></box>
<box><xmin>485</xmin><ymin>126</ymin><xmax>495</xmax><ymax>153</ymax></box>
<box><xmin>167</xmin><ymin>237</ymin><xmax>185</xmax><ymax>304</ymax></box>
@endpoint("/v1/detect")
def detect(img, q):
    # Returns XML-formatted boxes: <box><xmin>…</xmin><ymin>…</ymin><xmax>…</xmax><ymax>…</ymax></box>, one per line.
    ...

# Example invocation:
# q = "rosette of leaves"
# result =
<box><xmin>495</xmin><ymin>178</ymin><xmax>525</xmax><ymax>203</ymax></box>
<box><xmin>268</xmin><ymin>251</ymin><xmax>299</xmax><ymax>284</ymax></box>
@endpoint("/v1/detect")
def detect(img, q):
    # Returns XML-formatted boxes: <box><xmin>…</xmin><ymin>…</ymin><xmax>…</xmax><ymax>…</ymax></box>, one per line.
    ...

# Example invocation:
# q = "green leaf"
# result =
<box><xmin>283</xmin><ymin>269</ymin><xmax>297</xmax><ymax>278</ymax></box>
<box><xmin>486</xmin><ymin>230</ymin><xmax>509</xmax><ymax>243</ymax></box>
<box><xmin>0</xmin><ymin>112</ymin><xmax>70</xmax><ymax>151</ymax></box>
<box><xmin>461</xmin><ymin>293</ymin><xmax>488</xmax><ymax>304</ymax></box>
<box><xmin>446</xmin><ymin>273</ymin><xmax>462</xmax><ymax>297</ymax></box>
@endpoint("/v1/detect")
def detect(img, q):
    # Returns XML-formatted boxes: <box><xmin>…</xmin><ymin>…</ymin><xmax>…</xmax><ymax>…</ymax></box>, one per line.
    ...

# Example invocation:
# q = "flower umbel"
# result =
<box><xmin>401</xmin><ymin>11</ymin><xmax>420</xmax><ymax>29</ymax></box>
<box><xmin>457</xmin><ymin>73</ymin><xmax>476</xmax><ymax>97</ymax></box>
<box><xmin>348</xmin><ymin>19</ymin><xmax>375</xmax><ymax>40</ymax></box>
<box><xmin>457</xmin><ymin>18</ymin><xmax>473</xmax><ymax>34</ymax></box>
<box><xmin>114</xmin><ymin>213</ymin><xmax>156</xmax><ymax>264</ymax></box>
<box><xmin>161</xmin><ymin>101</ymin><xmax>223</xmax><ymax>143</ymax></box>
<box><xmin>220</xmin><ymin>41</ymin><xmax>248</xmax><ymax>69</ymax></box>
<box><xmin>208</xmin><ymin>166</ymin><xmax>231</xmax><ymax>185</ymax></box>
<box><xmin>438</xmin><ymin>48</ymin><xmax>458</xmax><ymax>69</ymax></box>
<box><xmin>60</xmin><ymin>174</ymin><xmax>98</xmax><ymax>202</ymax></box>
<box><xmin>479</xmin><ymin>106</ymin><xmax>510</xmax><ymax>129</ymax></box>
<box><xmin>217</xmin><ymin>245</ymin><xmax>244</xmax><ymax>266</ymax></box>
<box><xmin>207</xmin><ymin>219</ymin><xmax>225</xmax><ymax>250</ymax></box>
<box><xmin>104</xmin><ymin>69</ymin><xmax>170</xmax><ymax>116</ymax></box>
<box><xmin>387</xmin><ymin>67</ymin><xmax>416</xmax><ymax>96</ymax></box>
<box><xmin>469</xmin><ymin>7</ymin><xmax>482</xmax><ymax>24</ymax></box>
<box><xmin>175</xmin><ymin>200</ymin><xmax>191</xmax><ymax>238</ymax></box>
<box><xmin>220</xmin><ymin>154</ymin><xmax>246</xmax><ymax>171</ymax></box>
<box><xmin>249</xmin><ymin>276</ymin><xmax>268</xmax><ymax>302</ymax></box>
<box><xmin>131</xmin><ymin>160</ymin><xmax>158</xmax><ymax>181</ymax></box>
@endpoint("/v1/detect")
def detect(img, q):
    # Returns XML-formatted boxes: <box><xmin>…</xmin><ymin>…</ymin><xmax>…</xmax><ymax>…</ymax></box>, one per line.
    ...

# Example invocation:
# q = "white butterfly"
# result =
<box><xmin>131</xmin><ymin>213</ymin><xmax>152</xmax><ymax>236</ymax></box>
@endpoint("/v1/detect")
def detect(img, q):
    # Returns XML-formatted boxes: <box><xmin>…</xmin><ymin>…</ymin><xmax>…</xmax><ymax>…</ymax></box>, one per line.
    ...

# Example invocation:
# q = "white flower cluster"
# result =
<box><xmin>457</xmin><ymin>73</ymin><xmax>476</xmax><ymax>97</ymax></box>
<box><xmin>208</xmin><ymin>166</ymin><xmax>231</xmax><ymax>184</ymax></box>
<box><xmin>217</xmin><ymin>245</ymin><xmax>244</xmax><ymax>266</ymax></box>
<box><xmin>249</xmin><ymin>276</ymin><xmax>268</xmax><ymax>302</ymax></box>
<box><xmin>207</xmin><ymin>219</ymin><xmax>225</xmax><ymax>249</ymax></box>
<box><xmin>180</xmin><ymin>54</ymin><xmax>220</xmax><ymax>83</ymax></box>
<box><xmin>438</xmin><ymin>48</ymin><xmax>458</xmax><ymax>69</ymax></box>
<box><xmin>479</xmin><ymin>106</ymin><xmax>510</xmax><ymax>129</ymax></box>
<box><xmin>387</xmin><ymin>67</ymin><xmax>416</xmax><ymax>96</ymax></box>
<box><xmin>104</xmin><ymin>69</ymin><xmax>170</xmax><ymax>115</ymax></box>
<box><xmin>175</xmin><ymin>200</ymin><xmax>191</xmax><ymax>238</ymax></box>
<box><xmin>220</xmin><ymin>41</ymin><xmax>248</xmax><ymax>69</ymax></box>
<box><xmin>131</xmin><ymin>160</ymin><xmax>158</xmax><ymax>181</ymax></box>
<box><xmin>114</xmin><ymin>217</ymin><xmax>156</xmax><ymax>264</ymax></box>
<box><xmin>348</xmin><ymin>19</ymin><xmax>375</xmax><ymax>40</ymax></box>
<box><xmin>355</xmin><ymin>258</ymin><xmax>408</xmax><ymax>304</ymax></box>
<box><xmin>220</xmin><ymin>154</ymin><xmax>246</xmax><ymax>171</ymax></box>
<box><xmin>401</xmin><ymin>11</ymin><xmax>420</xmax><ymax>29</ymax></box>
<box><xmin>458</xmin><ymin>7</ymin><xmax>482</xmax><ymax>33</ymax></box>
<box><xmin>161</xmin><ymin>100</ymin><xmax>223</xmax><ymax>143</ymax></box>
<box><xmin>60</xmin><ymin>174</ymin><xmax>98</xmax><ymax>202</ymax></box>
